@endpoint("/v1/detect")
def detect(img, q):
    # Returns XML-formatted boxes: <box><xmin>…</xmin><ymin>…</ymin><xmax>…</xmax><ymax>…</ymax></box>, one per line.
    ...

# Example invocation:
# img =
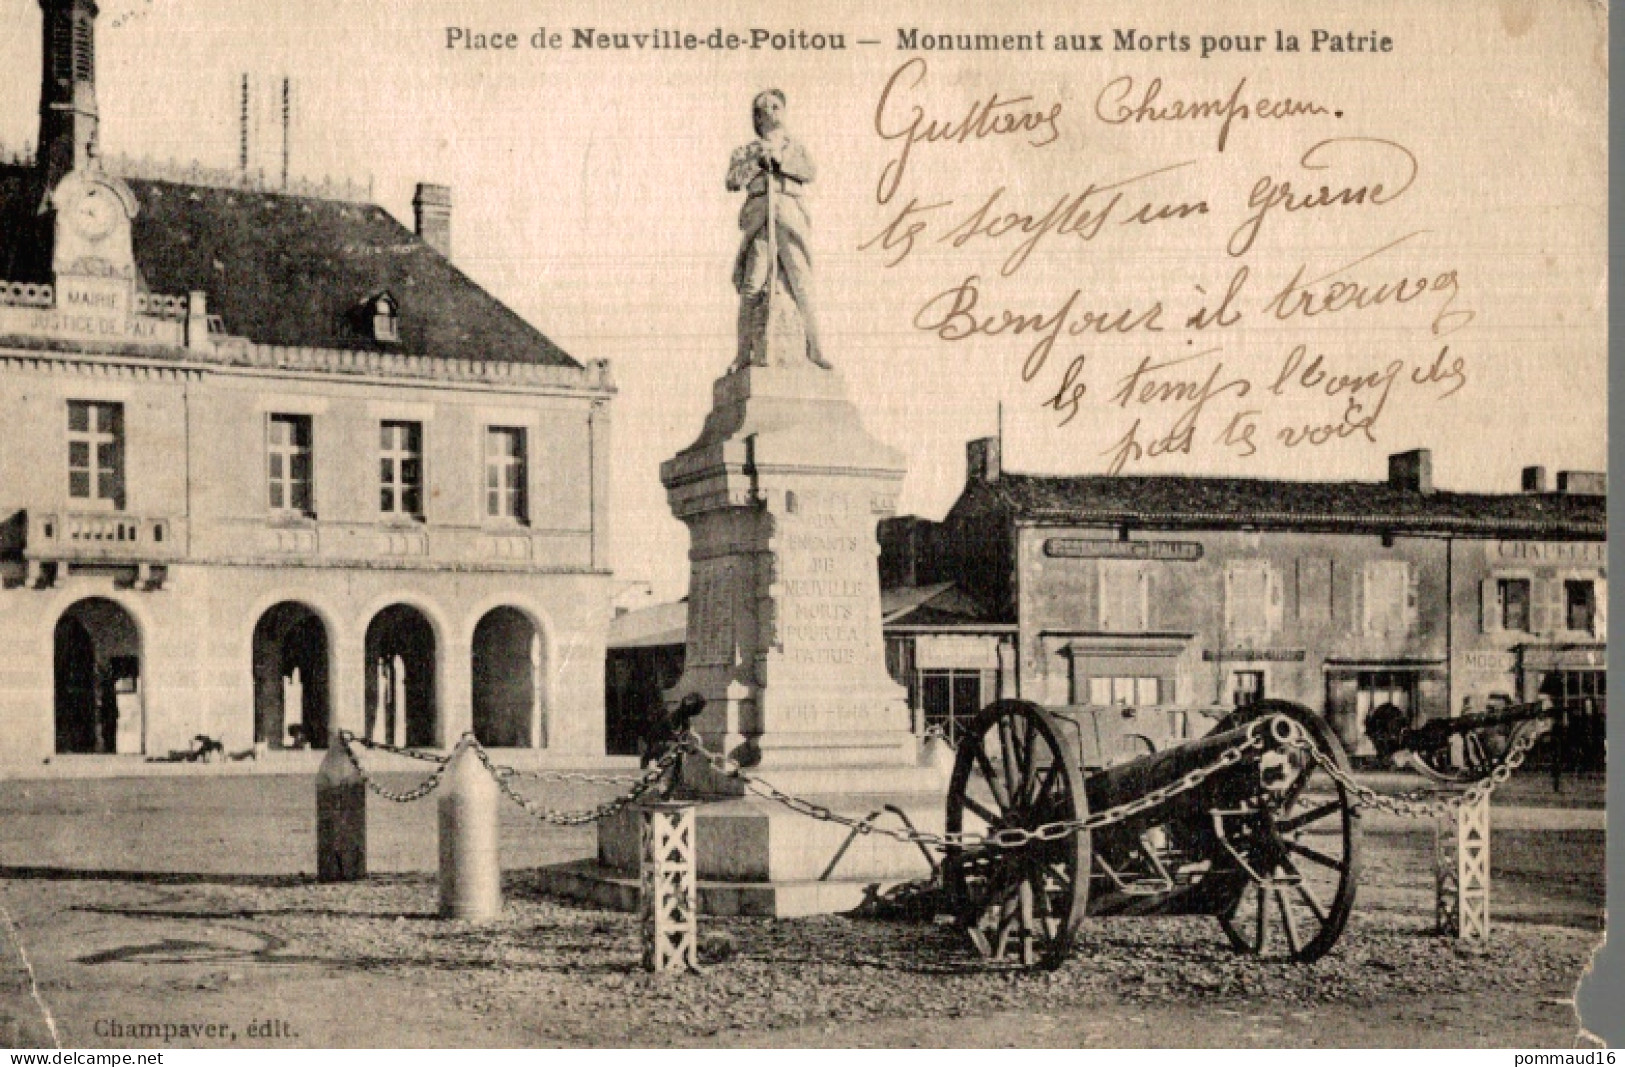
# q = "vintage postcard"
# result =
<box><xmin>0</xmin><ymin>0</ymin><xmax>1609</xmax><ymax>1050</ymax></box>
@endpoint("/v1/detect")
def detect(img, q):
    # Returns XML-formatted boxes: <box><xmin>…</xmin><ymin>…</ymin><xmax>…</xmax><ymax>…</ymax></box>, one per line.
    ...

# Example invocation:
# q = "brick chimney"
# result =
<box><xmin>967</xmin><ymin>436</ymin><xmax>1001</xmax><ymax>483</ymax></box>
<box><xmin>36</xmin><ymin>0</ymin><xmax>101</xmax><ymax>195</ymax></box>
<box><xmin>1521</xmin><ymin>466</ymin><xmax>1547</xmax><ymax>493</ymax></box>
<box><xmin>412</xmin><ymin>183</ymin><xmax>452</xmax><ymax>259</ymax></box>
<box><xmin>1388</xmin><ymin>449</ymin><xmax>1433</xmax><ymax>494</ymax></box>
<box><xmin>1556</xmin><ymin>471</ymin><xmax>1606</xmax><ymax>496</ymax></box>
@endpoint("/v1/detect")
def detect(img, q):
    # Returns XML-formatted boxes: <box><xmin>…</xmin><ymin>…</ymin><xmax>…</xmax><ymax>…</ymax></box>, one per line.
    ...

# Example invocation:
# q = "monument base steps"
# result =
<box><xmin>555</xmin><ymin>791</ymin><xmax>947</xmax><ymax>917</ymax></box>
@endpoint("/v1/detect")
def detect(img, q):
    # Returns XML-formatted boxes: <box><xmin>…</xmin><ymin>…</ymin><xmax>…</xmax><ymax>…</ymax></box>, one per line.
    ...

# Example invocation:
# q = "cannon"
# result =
<box><xmin>943</xmin><ymin>698</ymin><xmax>1359</xmax><ymax>969</ymax></box>
<box><xmin>1365</xmin><ymin>698</ymin><xmax>1556</xmax><ymax>785</ymax></box>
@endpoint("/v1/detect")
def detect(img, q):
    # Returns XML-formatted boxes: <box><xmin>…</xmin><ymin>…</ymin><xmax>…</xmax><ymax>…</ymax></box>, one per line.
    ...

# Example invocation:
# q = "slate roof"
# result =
<box><xmin>967</xmin><ymin>472</ymin><xmax>1606</xmax><ymax>539</ymax></box>
<box><xmin>0</xmin><ymin>164</ymin><xmax>579</xmax><ymax>367</ymax></box>
<box><xmin>882</xmin><ymin>582</ymin><xmax>1004</xmax><ymax>627</ymax></box>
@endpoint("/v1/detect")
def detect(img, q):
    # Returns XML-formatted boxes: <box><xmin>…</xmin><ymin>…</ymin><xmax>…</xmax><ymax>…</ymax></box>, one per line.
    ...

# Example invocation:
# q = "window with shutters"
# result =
<box><xmin>1566</xmin><ymin>580</ymin><xmax>1596</xmax><ymax>634</ymax></box>
<box><xmin>1097</xmin><ymin>561</ymin><xmax>1149</xmax><ymax>632</ymax></box>
<box><xmin>1225</xmin><ymin>560</ymin><xmax>1280</xmax><ymax>635</ymax></box>
<box><xmin>1296</xmin><ymin>557</ymin><xmax>1333</xmax><ymax>623</ymax></box>
<box><xmin>1482</xmin><ymin>575</ymin><xmax>1535</xmax><ymax>633</ymax></box>
<box><xmin>1362</xmin><ymin>561</ymin><xmax>1413</xmax><ymax>635</ymax></box>
<box><xmin>1499</xmin><ymin>578</ymin><xmax>1531</xmax><ymax>632</ymax></box>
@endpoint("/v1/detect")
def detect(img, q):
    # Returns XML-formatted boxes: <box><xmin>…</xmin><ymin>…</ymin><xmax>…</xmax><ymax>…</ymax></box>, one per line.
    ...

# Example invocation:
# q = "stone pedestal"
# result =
<box><xmin>575</xmin><ymin>360</ymin><xmax>949</xmax><ymax>915</ymax></box>
<box><xmin>660</xmin><ymin>363</ymin><xmax>923</xmax><ymax>775</ymax></box>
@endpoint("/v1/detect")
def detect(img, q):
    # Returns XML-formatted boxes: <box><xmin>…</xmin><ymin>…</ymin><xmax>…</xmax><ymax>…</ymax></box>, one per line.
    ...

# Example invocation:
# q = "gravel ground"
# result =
<box><xmin>0</xmin><ymin>871</ymin><xmax>1597</xmax><ymax>1048</ymax></box>
<box><xmin>0</xmin><ymin>770</ymin><xmax>1606</xmax><ymax>1048</ymax></box>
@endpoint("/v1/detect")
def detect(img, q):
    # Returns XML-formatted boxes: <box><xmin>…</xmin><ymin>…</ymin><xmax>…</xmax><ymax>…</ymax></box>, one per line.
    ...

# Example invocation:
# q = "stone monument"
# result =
<box><xmin>581</xmin><ymin>90</ymin><xmax>948</xmax><ymax>916</ymax></box>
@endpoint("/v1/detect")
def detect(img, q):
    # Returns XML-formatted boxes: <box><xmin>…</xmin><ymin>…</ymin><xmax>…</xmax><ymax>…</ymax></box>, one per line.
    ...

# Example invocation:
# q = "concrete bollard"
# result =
<box><xmin>438</xmin><ymin>742</ymin><xmax>503</xmax><ymax>922</ymax></box>
<box><xmin>316</xmin><ymin>744</ymin><xmax>367</xmax><ymax>882</ymax></box>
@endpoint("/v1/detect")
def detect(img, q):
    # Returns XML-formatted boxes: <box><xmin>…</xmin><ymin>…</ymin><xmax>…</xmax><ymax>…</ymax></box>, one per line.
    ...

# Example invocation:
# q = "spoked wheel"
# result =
<box><xmin>944</xmin><ymin>700</ymin><xmax>1089</xmax><ymax>970</ymax></box>
<box><xmin>1214</xmin><ymin>700</ymin><xmax>1360</xmax><ymax>963</ymax></box>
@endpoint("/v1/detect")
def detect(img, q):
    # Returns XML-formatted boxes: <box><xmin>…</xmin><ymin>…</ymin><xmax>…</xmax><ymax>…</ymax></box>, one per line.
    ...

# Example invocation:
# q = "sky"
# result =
<box><xmin>0</xmin><ymin>0</ymin><xmax>1608</xmax><ymax>600</ymax></box>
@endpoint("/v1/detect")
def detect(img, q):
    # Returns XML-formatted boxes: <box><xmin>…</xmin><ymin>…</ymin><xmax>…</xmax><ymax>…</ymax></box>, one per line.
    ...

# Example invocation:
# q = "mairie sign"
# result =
<box><xmin>0</xmin><ymin>274</ymin><xmax>184</xmax><ymax>347</ymax></box>
<box><xmin>1044</xmin><ymin>538</ymin><xmax>1203</xmax><ymax>562</ymax></box>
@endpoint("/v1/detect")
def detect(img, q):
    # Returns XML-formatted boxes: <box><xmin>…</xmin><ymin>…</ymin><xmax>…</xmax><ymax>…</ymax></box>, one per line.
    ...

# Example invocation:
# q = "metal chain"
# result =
<box><xmin>337</xmin><ymin>730</ymin><xmax>451</xmax><ymax>764</ymax></box>
<box><xmin>690</xmin><ymin>724</ymin><xmax>1269</xmax><ymax>854</ymax></box>
<box><xmin>333</xmin><ymin>729</ymin><xmax>683</xmax><ymax>814</ymax></box>
<box><xmin>1297</xmin><ymin>721</ymin><xmax>1548</xmax><ymax>819</ymax></box>
<box><xmin>470</xmin><ymin>740</ymin><xmax>686</xmax><ymax>826</ymax></box>
<box><xmin>489</xmin><ymin>766</ymin><xmax>668</xmax><ymax>787</ymax></box>
<box><xmin>335</xmin><ymin>730</ymin><xmax>452</xmax><ymax>803</ymax></box>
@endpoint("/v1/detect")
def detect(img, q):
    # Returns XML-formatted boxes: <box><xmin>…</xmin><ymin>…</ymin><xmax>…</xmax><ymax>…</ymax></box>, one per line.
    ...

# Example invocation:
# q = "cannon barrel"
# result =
<box><xmin>1083</xmin><ymin>712</ymin><xmax>1302</xmax><ymax>817</ymax></box>
<box><xmin>1369</xmin><ymin>698</ymin><xmax>1553</xmax><ymax>761</ymax></box>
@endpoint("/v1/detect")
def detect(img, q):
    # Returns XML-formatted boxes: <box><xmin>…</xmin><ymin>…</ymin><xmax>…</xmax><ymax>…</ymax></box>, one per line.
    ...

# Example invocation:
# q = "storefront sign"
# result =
<box><xmin>1492</xmin><ymin>541</ymin><xmax>1605</xmax><ymax>565</ymax></box>
<box><xmin>1459</xmin><ymin>650</ymin><xmax>1516</xmax><ymax>673</ymax></box>
<box><xmin>1202</xmin><ymin>649</ymin><xmax>1306</xmax><ymax>663</ymax></box>
<box><xmin>1045</xmin><ymin>538</ymin><xmax>1203</xmax><ymax>562</ymax></box>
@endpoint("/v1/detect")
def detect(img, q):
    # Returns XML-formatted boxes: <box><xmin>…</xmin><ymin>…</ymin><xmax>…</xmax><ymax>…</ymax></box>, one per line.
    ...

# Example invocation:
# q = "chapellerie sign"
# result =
<box><xmin>1044</xmin><ymin>538</ymin><xmax>1203</xmax><ymax>562</ymax></box>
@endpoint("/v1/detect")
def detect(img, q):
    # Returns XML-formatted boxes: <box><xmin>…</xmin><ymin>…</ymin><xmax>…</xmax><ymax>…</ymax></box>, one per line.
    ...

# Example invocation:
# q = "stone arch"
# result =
<box><xmin>363</xmin><ymin>603</ymin><xmax>439</xmax><ymax>748</ymax></box>
<box><xmin>252</xmin><ymin>601</ymin><xmax>332</xmax><ymax>749</ymax></box>
<box><xmin>53</xmin><ymin>597</ymin><xmax>142</xmax><ymax>754</ymax></box>
<box><xmin>471</xmin><ymin>605</ymin><xmax>548</xmax><ymax>748</ymax></box>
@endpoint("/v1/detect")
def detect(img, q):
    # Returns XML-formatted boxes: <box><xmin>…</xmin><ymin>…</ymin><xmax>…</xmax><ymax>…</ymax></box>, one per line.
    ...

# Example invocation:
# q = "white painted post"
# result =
<box><xmin>438</xmin><ymin>742</ymin><xmax>502</xmax><ymax>921</ymax></box>
<box><xmin>640</xmin><ymin>801</ymin><xmax>699</xmax><ymax>973</ymax></box>
<box><xmin>1435</xmin><ymin>791</ymin><xmax>1491</xmax><ymax>941</ymax></box>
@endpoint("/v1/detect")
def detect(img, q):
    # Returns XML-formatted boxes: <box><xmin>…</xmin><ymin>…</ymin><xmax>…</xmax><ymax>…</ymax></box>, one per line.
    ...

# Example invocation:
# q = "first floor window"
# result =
<box><xmin>1363</xmin><ymin>561</ymin><xmax>1414</xmax><ymax>635</ymax></box>
<box><xmin>485</xmin><ymin>427</ymin><xmax>527</xmax><ymax>521</ymax></box>
<box><xmin>268</xmin><ymin>414</ymin><xmax>313</xmax><ymax>515</ymax></box>
<box><xmin>67</xmin><ymin>400</ymin><xmax>124</xmax><ymax>508</ymax></box>
<box><xmin>379</xmin><ymin>421</ymin><xmax>423</xmax><ymax>519</ymax></box>
<box><xmin>1225</xmin><ymin>560</ymin><xmax>1280</xmax><ymax>635</ymax></box>
<box><xmin>1499</xmin><ymin>578</ymin><xmax>1532</xmax><ymax>632</ymax></box>
<box><xmin>1565</xmin><ymin>580</ymin><xmax>1596</xmax><ymax>634</ymax></box>
<box><xmin>1098</xmin><ymin>561</ymin><xmax>1149</xmax><ymax>632</ymax></box>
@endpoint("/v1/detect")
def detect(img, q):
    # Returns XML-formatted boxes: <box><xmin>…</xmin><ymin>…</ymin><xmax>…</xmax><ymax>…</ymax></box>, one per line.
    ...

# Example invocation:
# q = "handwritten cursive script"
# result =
<box><xmin>874</xmin><ymin>58</ymin><xmax>1064</xmax><ymax>204</ymax></box>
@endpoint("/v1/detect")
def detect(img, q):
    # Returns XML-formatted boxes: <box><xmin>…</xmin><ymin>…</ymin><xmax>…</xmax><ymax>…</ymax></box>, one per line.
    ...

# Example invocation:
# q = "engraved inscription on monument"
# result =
<box><xmin>775</xmin><ymin>490</ymin><xmax>876</xmax><ymax>670</ymax></box>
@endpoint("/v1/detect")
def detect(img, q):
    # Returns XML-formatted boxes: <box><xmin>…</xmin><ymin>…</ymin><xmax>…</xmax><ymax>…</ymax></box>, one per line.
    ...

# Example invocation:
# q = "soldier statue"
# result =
<box><xmin>727</xmin><ymin>89</ymin><xmax>829</xmax><ymax>369</ymax></box>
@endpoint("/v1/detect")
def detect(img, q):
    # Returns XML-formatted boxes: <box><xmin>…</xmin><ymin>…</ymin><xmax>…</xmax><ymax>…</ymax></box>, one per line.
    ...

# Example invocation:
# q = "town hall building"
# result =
<box><xmin>0</xmin><ymin>0</ymin><xmax>616</xmax><ymax>765</ymax></box>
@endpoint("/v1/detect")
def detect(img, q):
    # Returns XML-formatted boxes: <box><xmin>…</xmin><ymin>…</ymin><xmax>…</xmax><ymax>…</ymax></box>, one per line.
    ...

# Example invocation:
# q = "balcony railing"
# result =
<box><xmin>25</xmin><ymin>510</ymin><xmax>181</xmax><ymax>562</ymax></box>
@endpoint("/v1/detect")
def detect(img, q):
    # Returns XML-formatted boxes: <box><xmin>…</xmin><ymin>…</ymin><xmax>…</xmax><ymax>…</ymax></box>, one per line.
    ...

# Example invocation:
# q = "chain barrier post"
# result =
<box><xmin>439</xmin><ymin>739</ymin><xmax>503</xmax><ymax>922</ymax></box>
<box><xmin>1436</xmin><ymin>788</ymin><xmax>1491</xmax><ymax>942</ymax></box>
<box><xmin>316</xmin><ymin>743</ymin><xmax>366</xmax><ymax>882</ymax></box>
<box><xmin>640</xmin><ymin>800</ymin><xmax>699</xmax><ymax>974</ymax></box>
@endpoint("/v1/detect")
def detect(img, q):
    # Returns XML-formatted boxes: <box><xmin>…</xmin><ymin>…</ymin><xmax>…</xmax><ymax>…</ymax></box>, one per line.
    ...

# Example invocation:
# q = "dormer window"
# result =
<box><xmin>370</xmin><ymin>292</ymin><xmax>399</xmax><ymax>343</ymax></box>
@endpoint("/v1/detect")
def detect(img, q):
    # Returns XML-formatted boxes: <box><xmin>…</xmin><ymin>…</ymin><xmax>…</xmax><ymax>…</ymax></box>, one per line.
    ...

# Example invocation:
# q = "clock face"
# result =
<box><xmin>71</xmin><ymin>184</ymin><xmax>121</xmax><ymax>242</ymax></box>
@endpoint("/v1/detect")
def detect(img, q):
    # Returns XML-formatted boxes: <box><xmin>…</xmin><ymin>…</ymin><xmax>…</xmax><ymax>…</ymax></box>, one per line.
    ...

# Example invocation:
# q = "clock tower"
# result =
<box><xmin>37</xmin><ymin>0</ymin><xmax>102</xmax><ymax>199</ymax></box>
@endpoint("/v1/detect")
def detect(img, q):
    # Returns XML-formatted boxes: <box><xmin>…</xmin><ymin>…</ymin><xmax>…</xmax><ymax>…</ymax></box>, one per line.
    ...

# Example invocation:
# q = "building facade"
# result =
<box><xmin>0</xmin><ymin>0</ymin><xmax>615</xmax><ymax>766</ymax></box>
<box><xmin>878</xmin><ymin>439</ymin><xmax>1605</xmax><ymax>762</ymax></box>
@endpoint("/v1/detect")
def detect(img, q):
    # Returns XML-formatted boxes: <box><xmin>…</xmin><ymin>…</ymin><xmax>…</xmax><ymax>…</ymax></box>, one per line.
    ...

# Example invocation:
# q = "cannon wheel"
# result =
<box><xmin>944</xmin><ymin>700</ymin><xmax>1089</xmax><ymax>970</ymax></box>
<box><xmin>1214</xmin><ymin>699</ymin><xmax>1360</xmax><ymax>963</ymax></box>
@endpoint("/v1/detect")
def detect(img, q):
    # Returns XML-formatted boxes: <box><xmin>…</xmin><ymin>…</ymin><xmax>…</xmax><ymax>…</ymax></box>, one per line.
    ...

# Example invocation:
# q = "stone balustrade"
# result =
<box><xmin>25</xmin><ymin>510</ymin><xmax>181</xmax><ymax>562</ymax></box>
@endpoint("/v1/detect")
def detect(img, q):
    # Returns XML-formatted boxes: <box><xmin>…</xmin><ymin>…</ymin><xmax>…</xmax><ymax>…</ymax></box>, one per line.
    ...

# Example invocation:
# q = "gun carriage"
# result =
<box><xmin>1365</xmin><ymin>698</ymin><xmax>1559</xmax><ymax>784</ymax></box>
<box><xmin>943</xmin><ymin>698</ymin><xmax>1360</xmax><ymax>969</ymax></box>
